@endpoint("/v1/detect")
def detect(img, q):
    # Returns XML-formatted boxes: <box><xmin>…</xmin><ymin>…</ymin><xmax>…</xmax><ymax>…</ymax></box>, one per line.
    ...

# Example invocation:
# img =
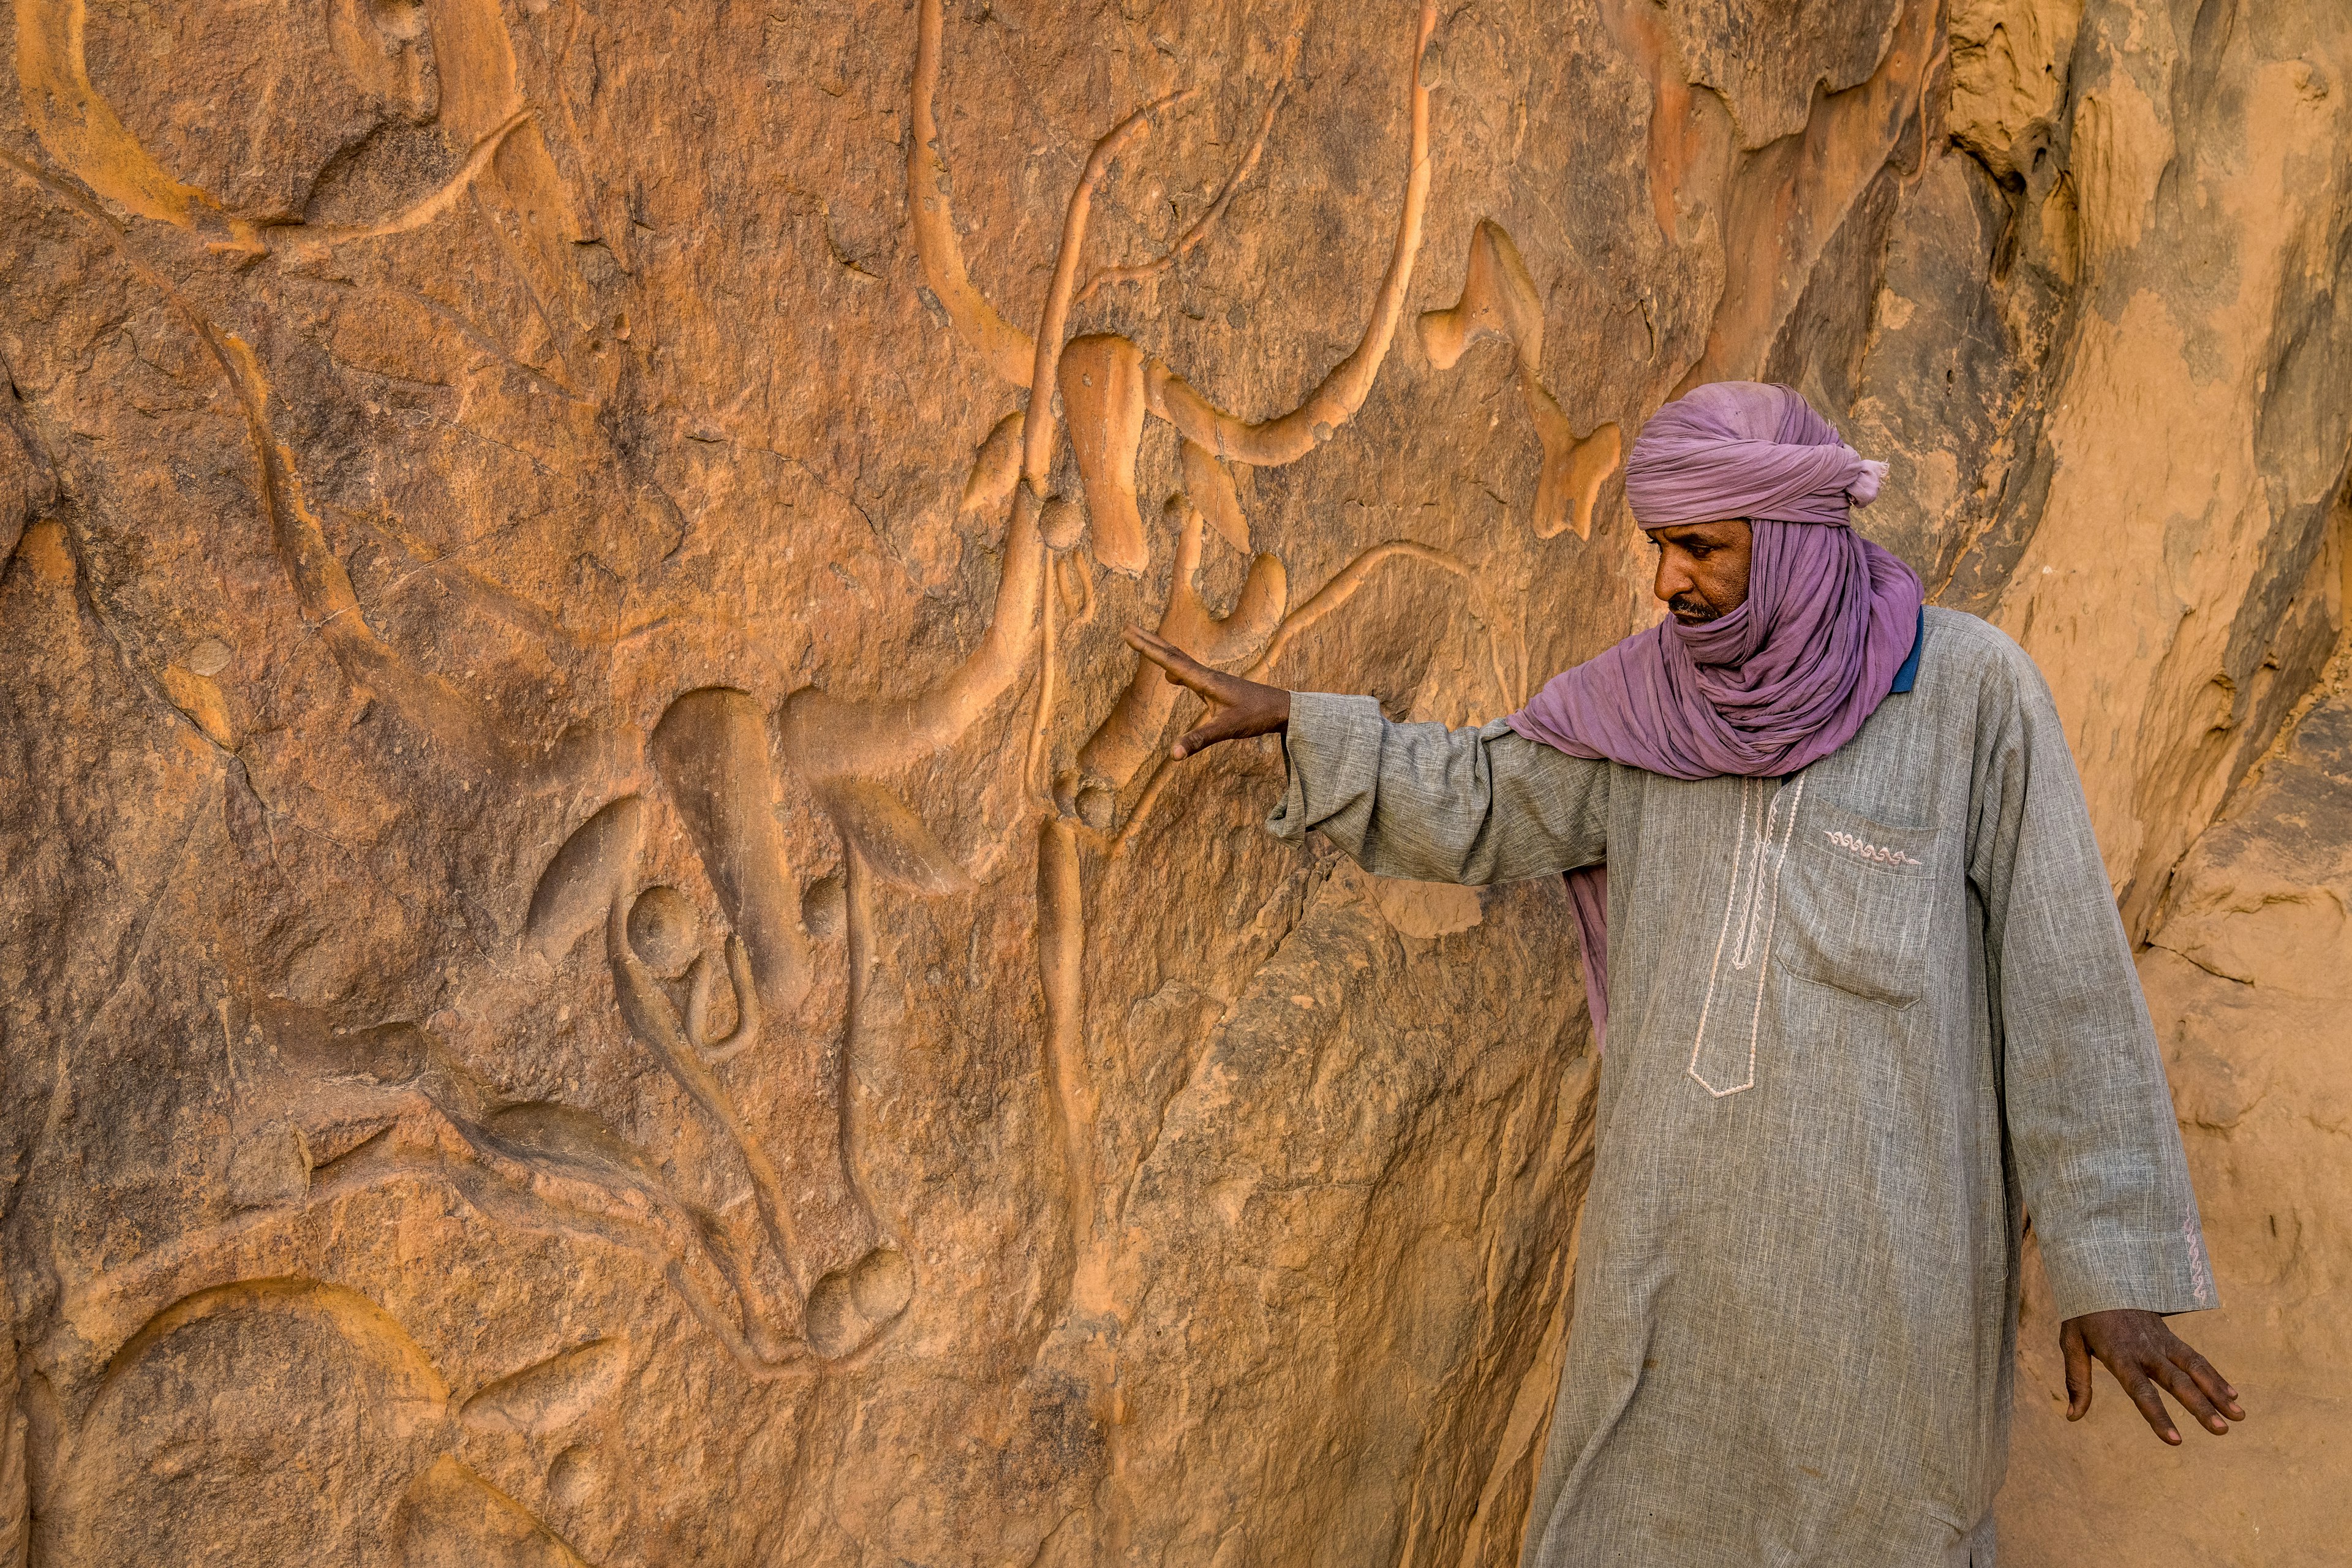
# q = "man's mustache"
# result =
<box><xmin>1669</xmin><ymin>592</ymin><xmax>1721</xmax><ymax>622</ymax></box>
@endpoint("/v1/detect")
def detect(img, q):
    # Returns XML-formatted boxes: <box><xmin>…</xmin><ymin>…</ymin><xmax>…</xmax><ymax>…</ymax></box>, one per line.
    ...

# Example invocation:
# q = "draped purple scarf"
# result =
<box><xmin>1507</xmin><ymin>382</ymin><xmax>1923</xmax><ymax>1046</ymax></box>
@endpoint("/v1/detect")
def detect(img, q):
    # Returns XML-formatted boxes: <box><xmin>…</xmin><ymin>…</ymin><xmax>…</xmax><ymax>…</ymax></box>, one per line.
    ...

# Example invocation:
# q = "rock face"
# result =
<box><xmin>0</xmin><ymin>1</ymin><xmax>2343</xmax><ymax>1563</ymax></box>
<box><xmin>1999</xmin><ymin>654</ymin><xmax>2352</xmax><ymax>1564</ymax></box>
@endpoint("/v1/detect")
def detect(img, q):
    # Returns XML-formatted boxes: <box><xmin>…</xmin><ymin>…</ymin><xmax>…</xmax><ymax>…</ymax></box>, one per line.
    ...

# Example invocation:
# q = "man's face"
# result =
<box><xmin>1649</xmin><ymin>519</ymin><xmax>1753</xmax><ymax>624</ymax></box>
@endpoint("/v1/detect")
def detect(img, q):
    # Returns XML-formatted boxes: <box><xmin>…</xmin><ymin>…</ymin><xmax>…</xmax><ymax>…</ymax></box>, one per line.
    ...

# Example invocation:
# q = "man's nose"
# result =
<box><xmin>1653</xmin><ymin>551</ymin><xmax>1690</xmax><ymax>604</ymax></box>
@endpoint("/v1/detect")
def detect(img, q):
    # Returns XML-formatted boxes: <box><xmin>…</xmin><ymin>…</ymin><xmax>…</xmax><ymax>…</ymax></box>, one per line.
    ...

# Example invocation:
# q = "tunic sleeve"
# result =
<box><xmin>1969</xmin><ymin>650</ymin><xmax>2215</xmax><ymax>1321</ymax></box>
<box><xmin>1266</xmin><ymin>692</ymin><xmax>1611</xmax><ymax>885</ymax></box>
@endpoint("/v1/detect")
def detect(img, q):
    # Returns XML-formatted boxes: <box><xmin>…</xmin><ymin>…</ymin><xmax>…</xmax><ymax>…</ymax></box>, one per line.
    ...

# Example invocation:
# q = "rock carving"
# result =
<box><xmin>1077</xmin><ymin>497</ymin><xmax>1287</xmax><ymax>794</ymax></box>
<box><xmin>4</xmin><ymin>0</ymin><xmax>1585</xmax><ymax>1524</ymax></box>
<box><xmin>42</xmin><ymin>1278</ymin><xmax>595</xmax><ymax>1564</ymax></box>
<box><xmin>1419</xmin><ymin>219</ymin><xmax>1624</xmax><ymax>539</ymax></box>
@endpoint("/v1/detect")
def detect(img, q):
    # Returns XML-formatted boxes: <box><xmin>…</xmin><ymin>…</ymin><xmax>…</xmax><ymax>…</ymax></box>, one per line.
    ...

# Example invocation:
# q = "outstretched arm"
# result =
<box><xmin>1128</xmin><ymin>626</ymin><xmax>1610</xmax><ymax>886</ymax></box>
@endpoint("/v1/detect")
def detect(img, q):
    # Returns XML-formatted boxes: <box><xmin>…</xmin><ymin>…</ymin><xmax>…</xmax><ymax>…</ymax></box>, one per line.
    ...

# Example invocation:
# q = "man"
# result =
<box><xmin>1126</xmin><ymin>382</ymin><xmax>2238</xmax><ymax>1566</ymax></box>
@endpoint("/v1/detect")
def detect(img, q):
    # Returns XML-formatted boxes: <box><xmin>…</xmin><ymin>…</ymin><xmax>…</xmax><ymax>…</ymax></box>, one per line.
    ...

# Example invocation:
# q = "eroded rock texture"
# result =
<box><xmin>0</xmin><ymin>0</ymin><xmax>2343</xmax><ymax>1562</ymax></box>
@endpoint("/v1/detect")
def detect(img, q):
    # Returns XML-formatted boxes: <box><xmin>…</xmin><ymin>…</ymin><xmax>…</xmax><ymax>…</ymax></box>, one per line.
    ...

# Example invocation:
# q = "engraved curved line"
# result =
<box><xmin>15</xmin><ymin>0</ymin><xmax>219</xmax><ymax>231</ymax></box>
<box><xmin>1024</xmin><ymin>557</ymin><xmax>1060</xmax><ymax>801</ymax></box>
<box><xmin>1140</xmin><ymin>2</ymin><xmax>1437</xmax><ymax>466</ymax></box>
<box><xmin>1071</xmin><ymin>21</ymin><xmax>1303</xmax><ymax>306</ymax></box>
<box><xmin>782</xmin><ymin>86</ymin><xmax>1189</xmax><ymax>784</ymax></box>
<box><xmin>1036</xmin><ymin>816</ymin><xmax>1100</xmax><ymax>1308</ymax></box>
<box><xmin>909</xmin><ymin>0</ymin><xmax>1038</xmax><ymax>385</ymax></box>
<box><xmin>0</xmin><ymin>150</ymin><xmax>527</xmax><ymax>774</ymax></box>
<box><xmin>649</xmin><ymin>688</ymin><xmax>817</xmax><ymax>1014</ymax></box>
<box><xmin>1182</xmin><ymin>437</ymin><xmax>1251</xmax><ymax>552</ymax></box>
<box><xmin>61</xmin><ymin>1118</ymin><xmax>812</xmax><ymax>1382</ymax></box>
<box><xmin>399</xmin><ymin>1456</ymin><xmax>594</xmax><ymax>1568</ymax></box>
<box><xmin>527</xmin><ymin>797</ymin><xmax>647</xmax><ymax>962</ymax></box>
<box><xmin>16</xmin><ymin>0</ymin><xmax>534</xmax><ymax>262</ymax></box>
<box><xmin>221</xmin><ymin>336</ymin><xmax>614</xmax><ymax>780</ymax></box>
<box><xmin>684</xmin><ymin>937</ymin><xmax>761</xmax><ymax>1062</ymax></box>
<box><xmin>266</xmin><ymin>107</ymin><xmax>536</xmax><ymax>255</ymax></box>
<box><xmin>848</xmin><ymin>3</ymin><xmax>1433</xmax><ymax>799</ymax></box>
<box><xmin>458</xmin><ymin>1338</ymin><xmax>628</xmax><ymax>1436</ymax></box>
<box><xmin>1078</xmin><ymin>498</ymin><xmax>1285</xmax><ymax>792</ymax></box>
<box><xmin>606</xmin><ymin>897</ymin><xmax>810</xmax><ymax>1298</ymax></box>
<box><xmin>96</xmin><ymin>1277</ymin><xmax>451</xmax><ymax>1403</ymax></box>
<box><xmin>1419</xmin><ymin>218</ymin><xmax>1624</xmax><ymax>540</ymax></box>
<box><xmin>1242</xmin><ymin>540</ymin><xmax>1475</xmax><ymax>683</ymax></box>
<box><xmin>914</xmin><ymin>0</ymin><xmax>1305</xmax><ymax>379</ymax></box>
<box><xmin>1019</xmin><ymin>88</ymin><xmax>1194</xmax><ymax>488</ymax></box>
<box><xmin>432</xmin><ymin>1120</ymin><xmax>796</xmax><ymax>1368</ymax></box>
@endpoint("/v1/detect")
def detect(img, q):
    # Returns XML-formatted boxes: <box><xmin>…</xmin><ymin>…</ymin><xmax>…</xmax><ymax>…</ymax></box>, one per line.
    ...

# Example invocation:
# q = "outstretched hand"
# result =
<box><xmin>2063</xmin><ymin>1308</ymin><xmax>2243</xmax><ymax>1444</ymax></box>
<box><xmin>1124</xmin><ymin>626</ymin><xmax>1291</xmax><ymax>759</ymax></box>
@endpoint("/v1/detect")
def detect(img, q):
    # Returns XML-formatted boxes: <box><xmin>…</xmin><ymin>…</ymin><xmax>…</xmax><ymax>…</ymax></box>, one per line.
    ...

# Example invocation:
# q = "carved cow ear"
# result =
<box><xmin>458</xmin><ymin>1338</ymin><xmax>628</xmax><ymax>1438</ymax></box>
<box><xmin>1181</xmin><ymin>439</ymin><xmax>1251</xmax><ymax>556</ymax></box>
<box><xmin>526</xmin><ymin>796</ymin><xmax>644</xmax><ymax>963</ymax></box>
<box><xmin>1058</xmin><ymin>335</ymin><xmax>1150</xmax><ymax>576</ymax></box>
<box><xmin>959</xmin><ymin>409</ymin><xmax>1026</xmax><ymax>518</ymax></box>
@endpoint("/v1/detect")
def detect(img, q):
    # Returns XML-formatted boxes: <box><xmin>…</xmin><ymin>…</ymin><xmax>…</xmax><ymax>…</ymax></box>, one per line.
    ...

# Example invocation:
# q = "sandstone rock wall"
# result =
<box><xmin>1</xmin><ymin>1</ymin><xmax>2343</xmax><ymax>1563</ymax></box>
<box><xmin>2000</xmin><ymin>637</ymin><xmax>2352</xmax><ymax>1564</ymax></box>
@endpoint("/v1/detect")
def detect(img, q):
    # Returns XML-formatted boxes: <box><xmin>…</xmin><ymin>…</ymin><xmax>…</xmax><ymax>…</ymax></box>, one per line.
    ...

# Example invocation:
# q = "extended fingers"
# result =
<box><xmin>2068</xmin><ymin>1311</ymin><xmax>2242</xmax><ymax>1444</ymax></box>
<box><xmin>1172</xmin><ymin>706</ymin><xmax>1256</xmax><ymax>760</ymax></box>
<box><xmin>2151</xmin><ymin>1357</ymin><xmax>2231</xmax><ymax>1436</ymax></box>
<box><xmin>1125</xmin><ymin>625</ymin><xmax>1221</xmax><ymax>692</ymax></box>
<box><xmin>2173</xmin><ymin>1342</ymin><xmax>2244</xmax><ymax>1423</ymax></box>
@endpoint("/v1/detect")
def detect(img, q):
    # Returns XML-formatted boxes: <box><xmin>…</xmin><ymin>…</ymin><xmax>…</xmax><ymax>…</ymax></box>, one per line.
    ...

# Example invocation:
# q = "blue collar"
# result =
<box><xmin>1890</xmin><ymin>606</ymin><xmax>1925</xmax><ymax>694</ymax></box>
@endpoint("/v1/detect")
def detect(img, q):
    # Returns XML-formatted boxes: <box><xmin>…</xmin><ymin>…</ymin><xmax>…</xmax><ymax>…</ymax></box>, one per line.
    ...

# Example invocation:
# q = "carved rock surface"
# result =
<box><xmin>0</xmin><ymin>1</ymin><xmax>2345</xmax><ymax>1563</ymax></box>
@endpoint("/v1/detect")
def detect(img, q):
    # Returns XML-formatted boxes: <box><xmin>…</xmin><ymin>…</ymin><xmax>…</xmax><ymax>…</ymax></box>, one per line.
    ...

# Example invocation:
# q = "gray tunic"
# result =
<box><xmin>1267</xmin><ymin>608</ymin><xmax>2211</xmax><ymax>1567</ymax></box>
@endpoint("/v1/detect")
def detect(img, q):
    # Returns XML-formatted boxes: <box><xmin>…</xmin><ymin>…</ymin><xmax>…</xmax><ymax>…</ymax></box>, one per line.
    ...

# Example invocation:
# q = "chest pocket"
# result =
<box><xmin>1779</xmin><ymin>798</ymin><xmax>1939</xmax><ymax>1009</ymax></box>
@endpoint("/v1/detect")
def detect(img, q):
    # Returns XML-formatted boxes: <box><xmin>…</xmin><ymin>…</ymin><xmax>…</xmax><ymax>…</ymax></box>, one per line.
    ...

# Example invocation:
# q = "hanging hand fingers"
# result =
<box><xmin>2062</xmin><ymin>1319</ymin><xmax>2094</xmax><ymax>1420</ymax></box>
<box><xmin>2150</xmin><ymin>1357</ymin><xmax>2231</xmax><ymax>1436</ymax></box>
<box><xmin>2174</xmin><ymin>1343</ymin><xmax>2243</xmax><ymax>1422</ymax></box>
<box><xmin>2114</xmin><ymin>1363</ymin><xmax>2182</xmax><ymax>1444</ymax></box>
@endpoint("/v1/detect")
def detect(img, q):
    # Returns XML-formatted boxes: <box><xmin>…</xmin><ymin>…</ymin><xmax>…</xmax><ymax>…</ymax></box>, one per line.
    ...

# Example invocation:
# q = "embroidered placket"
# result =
<box><xmin>1687</xmin><ymin>774</ymin><xmax>1807</xmax><ymax>1097</ymax></box>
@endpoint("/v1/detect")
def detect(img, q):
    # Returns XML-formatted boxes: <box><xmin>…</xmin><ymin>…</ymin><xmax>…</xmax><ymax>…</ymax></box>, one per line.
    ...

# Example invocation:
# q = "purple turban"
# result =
<box><xmin>1623</xmin><ymin>380</ymin><xmax>1890</xmax><ymax>527</ymax></box>
<box><xmin>1506</xmin><ymin>382</ymin><xmax>1923</xmax><ymax>1046</ymax></box>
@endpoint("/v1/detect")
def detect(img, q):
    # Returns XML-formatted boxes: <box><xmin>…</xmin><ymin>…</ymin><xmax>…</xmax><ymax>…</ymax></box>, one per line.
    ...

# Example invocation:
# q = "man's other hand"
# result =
<box><xmin>1125</xmin><ymin>626</ymin><xmax>1291</xmax><ymax>759</ymax></box>
<box><xmin>2063</xmin><ymin>1308</ymin><xmax>2244</xmax><ymax>1445</ymax></box>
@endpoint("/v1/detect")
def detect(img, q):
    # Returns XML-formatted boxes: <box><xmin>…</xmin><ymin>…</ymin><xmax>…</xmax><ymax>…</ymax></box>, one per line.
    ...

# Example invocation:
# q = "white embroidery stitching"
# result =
<box><xmin>1732</xmin><ymin>780</ymin><xmax>1800</xmax><ymax>972</ymax></box>
<box><xmin>1689</xmin><ymin>774</ymin><xmax>1806</xmax><ymax>1098</ymax></box>
<box><xmin>1822</xmin><ymin>828</ymin><xmax>1920</xmax><ymax>866</ymax></box>
<box><xmin>1686</xmin><ymin>778</ymin><xmax>1756</xmax><ymax>1095</ymax></box>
